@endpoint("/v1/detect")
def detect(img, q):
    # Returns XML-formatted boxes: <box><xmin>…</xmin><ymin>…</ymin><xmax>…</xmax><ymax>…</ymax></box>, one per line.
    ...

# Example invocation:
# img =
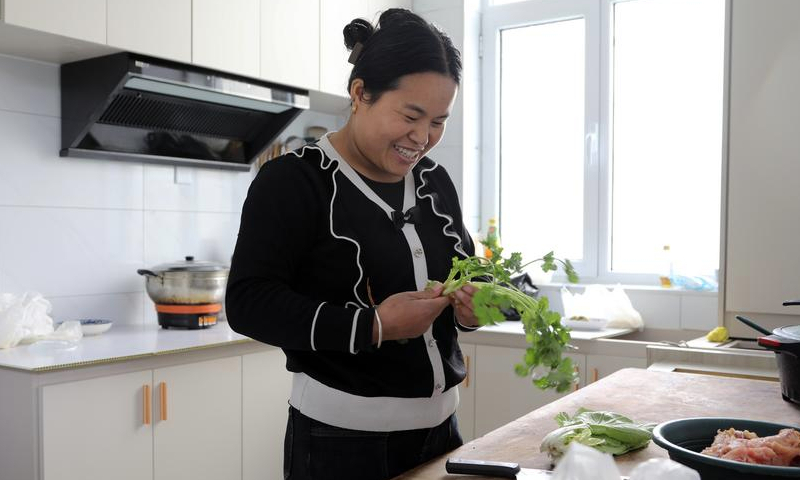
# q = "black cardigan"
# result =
<box><xmin>226</xmin><ymin>137</ymin><xmax>475</xmax><ymax>403</ymax></box>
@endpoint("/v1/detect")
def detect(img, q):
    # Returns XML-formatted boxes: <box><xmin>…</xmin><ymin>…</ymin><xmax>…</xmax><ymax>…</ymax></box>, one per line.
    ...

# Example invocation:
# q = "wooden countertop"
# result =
<box><xmin>394</xmin><ymin>368</ymin><xmax>800</xmax><ymax>479</ymax></box>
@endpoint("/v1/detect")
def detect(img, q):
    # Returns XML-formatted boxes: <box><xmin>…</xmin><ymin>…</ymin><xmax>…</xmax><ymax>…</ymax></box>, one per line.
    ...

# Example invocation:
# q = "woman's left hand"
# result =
<box><xmin>450</xmin><ymin>283</ymin><xmax>479</xmax><ymax>328</ymax></box>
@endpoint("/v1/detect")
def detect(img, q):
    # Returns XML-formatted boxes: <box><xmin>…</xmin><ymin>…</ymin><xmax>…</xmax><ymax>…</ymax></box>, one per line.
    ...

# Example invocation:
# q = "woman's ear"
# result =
<box><xmin>349</xmin><ymin>78</ymin><xmax>366</xmax><ymax>108</ymax></box>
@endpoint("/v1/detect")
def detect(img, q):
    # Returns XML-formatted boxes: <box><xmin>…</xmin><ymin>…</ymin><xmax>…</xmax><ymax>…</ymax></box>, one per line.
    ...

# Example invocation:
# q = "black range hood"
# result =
<box><xmin>60</xmin><ymin>52</ymin><xmax>309</xmax><ymax>172</ymax></box>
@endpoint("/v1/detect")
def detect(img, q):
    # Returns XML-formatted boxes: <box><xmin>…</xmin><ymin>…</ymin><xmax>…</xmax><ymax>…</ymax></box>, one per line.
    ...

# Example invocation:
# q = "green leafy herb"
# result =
<box><xmin>540</xmin><ymin>408</ymin><xmax>656</xmax><ymax>459</ymax></box>
<box><xmin>430</xmin><ymin>246</ymin><xmax>579</xmax><ymax>392</ymax></box>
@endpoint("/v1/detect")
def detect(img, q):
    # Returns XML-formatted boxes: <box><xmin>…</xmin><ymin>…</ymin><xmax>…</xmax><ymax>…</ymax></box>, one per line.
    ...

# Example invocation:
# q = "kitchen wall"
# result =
<box><xmin>0</xmin><ymin>53</ymin><xmax>343</xmax><ymax>326</ymax></box>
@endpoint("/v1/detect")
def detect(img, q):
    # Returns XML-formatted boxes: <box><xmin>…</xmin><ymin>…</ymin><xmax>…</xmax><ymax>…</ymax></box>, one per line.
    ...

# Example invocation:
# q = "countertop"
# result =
<box><xmin>0</xmin><ymin>321</ymin><xmax>633</xmax><ymax>372</ymax></box>
<box><xmin>0</xmin><ymin>322</ymin><xmax>252</xmax><ymax>371</ymax></box>
<box><xmin>393</xmin><ymin>368</ymin><xmax>800</xmax><ymax>479</ymax></box>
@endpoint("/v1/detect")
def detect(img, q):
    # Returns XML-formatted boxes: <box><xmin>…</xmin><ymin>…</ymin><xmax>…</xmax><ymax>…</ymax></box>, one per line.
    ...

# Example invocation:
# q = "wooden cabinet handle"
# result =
<box><xmin>465</xmin><ymin>355</ymin><xmax>471</xmax><ymax>388</ymax></box>
<box><xmin>573</xmin><ymin>366</ymin><xmax>580</xmax><ymax>391</ymax></box>
<box><xmin>159</xmin><ymin>382</ymin><xmax>168</xmax><ymax>421</ymax></box>
<box><xmin>143</xmin><ymin>385</ymin><xmax>151</xmax><ymax>426</ymax></box>
<box><xmin>592</xmin><ymin>368</ymin><xmax>599</xmax><ymax>383</ymax></box>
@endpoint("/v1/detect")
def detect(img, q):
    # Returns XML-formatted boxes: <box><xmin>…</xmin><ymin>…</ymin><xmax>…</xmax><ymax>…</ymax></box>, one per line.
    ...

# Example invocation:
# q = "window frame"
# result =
<box><xmin>480</xmin><ymin>0</ymin><xmax>729</xmax><ymax>286</ymax></box>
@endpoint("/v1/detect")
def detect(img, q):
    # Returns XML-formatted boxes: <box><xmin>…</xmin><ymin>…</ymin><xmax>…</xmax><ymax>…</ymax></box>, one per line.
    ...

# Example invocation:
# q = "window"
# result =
<box><xmin>482</xmin><ymin>0</ymin><xmax>726</xmax><ymax>285</ymax></box>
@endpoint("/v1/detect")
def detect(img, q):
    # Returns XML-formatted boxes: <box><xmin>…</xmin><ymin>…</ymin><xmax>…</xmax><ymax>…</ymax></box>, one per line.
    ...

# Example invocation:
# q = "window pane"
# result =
<box><xmin>500</xmin><ymin>19</ymin><xmax>585</xmax><ymax>262</ymax></box>
<box><xmin>611</xmin><ymin>0</ymin><xmax>724</xmax><ymax>277</ymax></box>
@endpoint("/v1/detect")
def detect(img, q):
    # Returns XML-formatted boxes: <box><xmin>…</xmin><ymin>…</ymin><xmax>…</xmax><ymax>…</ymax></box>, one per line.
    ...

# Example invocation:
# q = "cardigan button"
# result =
<box><xmin>428</xmin><ymin>338</ymin><xmax>437</xmax><ymax>348</ymax></box>
<box><xmin>413</xmin><ymin>247</ymin><xmax>423</xmax><ymax>258</ymax></box>
<box><xmin>435</xmin><ymin>383</ymin><xmax>443</xmax><ymax>391</ymax></box>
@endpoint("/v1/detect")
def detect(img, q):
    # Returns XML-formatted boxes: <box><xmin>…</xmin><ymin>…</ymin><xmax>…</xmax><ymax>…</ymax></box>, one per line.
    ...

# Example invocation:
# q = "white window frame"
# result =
<box><xmin>481</xmin><ymin>0</ymin><xmax>729</xmax><ymax>286</ymax></box>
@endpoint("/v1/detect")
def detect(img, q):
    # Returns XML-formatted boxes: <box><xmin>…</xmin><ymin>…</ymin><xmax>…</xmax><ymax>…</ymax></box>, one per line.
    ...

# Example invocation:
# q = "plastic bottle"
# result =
<box><xmin>659</xmin><ymin>245</ymin><xmax>673</xmax><ymax>288</ymax></box>
<box><xmin>483</xmin><ymin>218</ymin><xmax>500</xmax><ymax>259</ymax></box>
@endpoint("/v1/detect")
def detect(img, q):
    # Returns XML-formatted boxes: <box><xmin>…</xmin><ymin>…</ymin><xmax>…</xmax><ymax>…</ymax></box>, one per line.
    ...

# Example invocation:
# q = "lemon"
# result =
<box><xmin>706</xmin><ymin>326</ymin><xmax>730</xmax><ymax>343</ymax></box>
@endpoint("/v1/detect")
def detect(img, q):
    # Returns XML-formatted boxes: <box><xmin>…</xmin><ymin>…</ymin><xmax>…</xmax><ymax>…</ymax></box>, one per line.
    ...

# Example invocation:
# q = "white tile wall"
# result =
<box><xmin>0</xmin><ymin>53</ymin><xmax>342</xmax><ymax>326</ymax></box>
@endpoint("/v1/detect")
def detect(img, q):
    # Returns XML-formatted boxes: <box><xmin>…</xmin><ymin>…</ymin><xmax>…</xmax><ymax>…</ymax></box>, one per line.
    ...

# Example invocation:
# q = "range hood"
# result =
<box><xmin>60</xmin><ymin>52</ymin><xmax>309</xmax><ymax>171</ymax></box>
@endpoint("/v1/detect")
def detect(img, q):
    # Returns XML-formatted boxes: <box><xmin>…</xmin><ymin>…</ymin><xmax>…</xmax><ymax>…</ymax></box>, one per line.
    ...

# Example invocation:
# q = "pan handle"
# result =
<box><xmin>735</xmin><ymin>315</ymin><xmax>773</xmax><ymax>336</ymax></box>
<box><xmin>783</xmin><ymin>300</ymin><xmax>800</xmax><ymax>306</ymax></box>
<box><xmin>137</xmin><ymin>269</ymin><xmax>158</xmax><ymax>277</ymax></box>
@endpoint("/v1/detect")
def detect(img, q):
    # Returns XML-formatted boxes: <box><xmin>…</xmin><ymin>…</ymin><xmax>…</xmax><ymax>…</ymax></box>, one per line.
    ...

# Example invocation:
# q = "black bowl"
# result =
<box><xmin>652</xmin><ymin>417</ymin><xmax>800</xmax><ymax>479</ymax></box>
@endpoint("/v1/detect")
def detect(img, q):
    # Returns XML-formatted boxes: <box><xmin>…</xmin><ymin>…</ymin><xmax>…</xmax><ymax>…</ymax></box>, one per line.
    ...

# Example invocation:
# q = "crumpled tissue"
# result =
<box><xmin>561</xmin><ymin>284</ymin><xmax>644</xmax><ymax>330</ymax></box>
<box><xmin>0</xmin><ymin>292</ymin><xmax>82</xmax><ymax>349</ymax></box>
<box><xmin>551</xmin><ymin>442</ymin><xmax>621</xmax><ymax>480</ymax></box>
<box><xmin>629</xmin><ymin>458</ymin><xmax>700</xmax><ymax>480</ymax></box>
<box><xmin>552</xmin><ymin>443</ymin><xmax>700</xmax><ymax>480</ymax></box>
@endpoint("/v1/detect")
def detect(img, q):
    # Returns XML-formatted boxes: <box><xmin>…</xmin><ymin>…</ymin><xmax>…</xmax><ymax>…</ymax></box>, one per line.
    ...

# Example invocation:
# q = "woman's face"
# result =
<box><xmin>350</xmin><ymin>72</ymin><xmax>458</xmax><ymax>182</ymax></box>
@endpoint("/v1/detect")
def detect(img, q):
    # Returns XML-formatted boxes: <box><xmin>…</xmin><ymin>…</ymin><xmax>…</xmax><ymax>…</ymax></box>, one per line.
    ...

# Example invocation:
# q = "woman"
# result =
<box><xmin>226</xmin><ymin>8</ymin><xmax>479</xmax><ymax>480</ymax></box>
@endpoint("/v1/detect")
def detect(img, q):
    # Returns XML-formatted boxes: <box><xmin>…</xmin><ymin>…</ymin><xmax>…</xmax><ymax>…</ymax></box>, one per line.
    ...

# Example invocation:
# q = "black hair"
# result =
<box><xmin>342</xmin><ymin>8</ymin><xmax>462</xmax><ymax>103</ymax></box>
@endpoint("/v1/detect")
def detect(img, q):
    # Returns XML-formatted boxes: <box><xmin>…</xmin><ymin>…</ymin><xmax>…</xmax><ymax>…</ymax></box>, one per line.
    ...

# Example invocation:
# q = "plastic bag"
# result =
<box><xmin>560</xmin><ymin>284</ymin><xmax>643</xmax><ymax>330</ymax></box>
<box><xmin>0</xmin><ymin>292</ymin><xmax>64</xmax><ymax>349</ymax></box>
<box><xmin>551</xmin><ymin>442</ymin><xmax>621</xmax><ymax>480</ymax></box>
<box><xmin>629</xmin><ymin>458</ymin><xmax>700</xmax><ymax>480</ymax></box>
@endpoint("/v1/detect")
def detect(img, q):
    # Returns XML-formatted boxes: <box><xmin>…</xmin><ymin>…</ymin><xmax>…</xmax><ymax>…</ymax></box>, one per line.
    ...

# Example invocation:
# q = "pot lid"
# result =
<box><xmin>774</xmin><ymin>325</ymin><xmax>800</xmax><ymax>341</ymax></box>
<box><xmin>148</xmin><ymin>256</ymin><xmax>229</xmax><ymax>273</ymax></box>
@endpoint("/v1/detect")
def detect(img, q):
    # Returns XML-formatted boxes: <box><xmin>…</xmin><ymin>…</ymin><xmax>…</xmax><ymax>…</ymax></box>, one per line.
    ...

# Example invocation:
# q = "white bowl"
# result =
<box><xmin>562</xmin><ymin>317</ymin><xmax>609</xmax><ymax>331</ymax></box>
<box><xmin>76</xmin><ymin>319</ymin><xmax>113</xmax><ymax>335</ymax></box>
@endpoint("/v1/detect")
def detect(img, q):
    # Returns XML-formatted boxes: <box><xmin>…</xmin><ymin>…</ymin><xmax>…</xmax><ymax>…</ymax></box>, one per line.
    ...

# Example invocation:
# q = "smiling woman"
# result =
<box><xmin>226</xmin><ymin>8</ymin><xmax>478</xmax><ymax>480</ymax></box>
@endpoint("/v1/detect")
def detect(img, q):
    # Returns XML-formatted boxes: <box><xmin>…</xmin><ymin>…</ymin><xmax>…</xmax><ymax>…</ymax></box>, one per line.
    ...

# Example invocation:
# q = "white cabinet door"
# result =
<box><xmin>725</xmin><ymin>0</ymin><xmax>800</xmax><ymax>316</ymax></box>
<box><xmin>585</xmin><ymin>355</ymin><xmax>646</xmax><ymax>385</ymax></box>
<box><xmin>260</xmin><ymin>0</ymin><xmax>319</xmax><ymax>90</ymax></box>
<box><xmin>107</xmin><ymin>0</ymin><xmax>191</xmax><ymax>62</ymax></box>
<box><xmin>41</xmin><ymin>370</ymin><xmax>153</xmax><ymax>480</ymax></box>
<box><xmin>153</xmin><ymin>357</ymin><xmax>242</xmax><ymax>480</ymax></box>
<box><xmin>192</xmin><ymin>0</ymin><xmax>260</xmax><ymax>78</ymax></box>
<box><xmin>243</xmin><ymin>349</ymin><xmax>293</xmax><ymax>480</ymax></box>
<box><xmin>319</xmin><ymin>0</ymin><xmax>368</xmax><ymax>96</ymax></box>
<box><xmin>3</xmin><ymin>0</ymin><xmax>105</xmax><ymax>44</ymax></box>
<box><xmin>474</xmin><ymin>345</ymin><xmax>584</xmax><ymax>437</ymax></box>
<box><xmin>456</xmin><ymin>342</ymin><xmax>476</xmax><ymax>442</ymax></box>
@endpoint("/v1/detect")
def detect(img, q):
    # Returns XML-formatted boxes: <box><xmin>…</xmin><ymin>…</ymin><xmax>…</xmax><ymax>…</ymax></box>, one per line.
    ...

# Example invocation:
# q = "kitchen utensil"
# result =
<box><xmin>758</xmin><ymin>325</ymin><xmax>800</xmax><ymax>404</ymax></box>
<box><xmin>734</xmin><ymin>315</ymin><xmax>773</xmax><ymax>336</ymax></box>
<box><xmin>445</xmin><ymin>458</ymin><xmax>630</xmax><ymax>479</ymax></box>
<box><xmin>782</xmin><ymin>300</ymin><xmax>800</xmax><ymax>306</ymax></box>
<box><xmin>652</xmin><ymin>417</ymin><xmax>800</xmax><ymax>479</ymax></box>
<box><xmin>137</xmin><ymin>256</ymin><xmax>229</xmax><ymax>329</ymax></box>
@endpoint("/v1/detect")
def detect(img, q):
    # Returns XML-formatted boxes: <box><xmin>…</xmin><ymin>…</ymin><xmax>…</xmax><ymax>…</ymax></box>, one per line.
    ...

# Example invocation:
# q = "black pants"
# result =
<box><xmin>284</xmin><ymin>406</ymin><xmax>463</xmax><ymax>480</ymax></box>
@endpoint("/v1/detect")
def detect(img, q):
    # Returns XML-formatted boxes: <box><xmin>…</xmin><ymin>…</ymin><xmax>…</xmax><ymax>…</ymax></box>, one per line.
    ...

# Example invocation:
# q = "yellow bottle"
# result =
<box><xmin>659</xmin><ymin>245</ymin><xmax>673</xmax><ymax>288</ymax></box>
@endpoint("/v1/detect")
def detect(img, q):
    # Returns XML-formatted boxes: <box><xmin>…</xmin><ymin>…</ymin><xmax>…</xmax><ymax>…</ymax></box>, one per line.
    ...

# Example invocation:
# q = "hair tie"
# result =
<box><xmin>348</xmin><ymin>42</ymin><xmax>364</xmax><ymax>65</ymax></box>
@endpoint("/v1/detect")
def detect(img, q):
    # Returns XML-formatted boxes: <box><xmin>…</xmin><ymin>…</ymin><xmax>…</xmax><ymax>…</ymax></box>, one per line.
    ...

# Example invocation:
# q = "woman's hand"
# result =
<box><xmin>450</xmin><ymin>283</ymin><xmax>479</xmax><ymax>328</ymax></box>
<box><xmin>374</xmin><ymin>284</ymin><xmax>450</xmax><ymax>343</ymax></box>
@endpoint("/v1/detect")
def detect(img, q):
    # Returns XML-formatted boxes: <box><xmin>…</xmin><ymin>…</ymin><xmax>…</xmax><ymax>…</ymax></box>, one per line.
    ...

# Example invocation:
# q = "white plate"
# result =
<box><xmin>58</xmin><ymin>319</ymin><xmax>114</xmax><ymax>335</ymax></box>
<box><xmin>562</xmin><ymin>317</ymin><xmax>609</xmax><ymax>331</ymax></box>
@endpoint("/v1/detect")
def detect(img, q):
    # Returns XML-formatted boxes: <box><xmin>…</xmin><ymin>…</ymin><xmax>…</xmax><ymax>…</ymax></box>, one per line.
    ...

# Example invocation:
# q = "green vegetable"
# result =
<box><xmin>431</xmin><ymin>245</ymin><xmax>579</xmax><ymax>392</ymax></box>
<box><xmin>540</xmin><ymin>409</ymin><xmax>656</xmax><ymax>459</ymax></box>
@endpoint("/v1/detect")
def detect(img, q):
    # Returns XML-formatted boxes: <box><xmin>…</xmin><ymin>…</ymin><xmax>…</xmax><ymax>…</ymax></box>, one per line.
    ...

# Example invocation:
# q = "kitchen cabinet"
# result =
<box><xmin>585</xmin><ymin>354</ymin><xmax>647</xmax><ymax>385</ymax></box>
<box><xmin>243</xmin><ymin>349</ymin><xmax>293</xmax><ymax>480</ymax></box>
<box><xmin>107</xmin><ymin>0</ymin><xmax>191</xmax><ymax>63</ymax></box>
<box><xmin>41</xmin><ymin>356</ymin><xmax>242</xmax><ymax>480</ymax></box>
<box><xmin>319</xmin><ymin>0</ymin><xmax>368</xmax><ymax>97</ymax></box>
<box><xmin>1</xmin><ymin>0</ymin><xmax>106</xmax><ymax>44</ymax></box>
<box><xmin>192</xmin><ymin>0</ymin><xmax>260</xmax><ymax>78</ymax></box>
<box><xmin>473</xmin><ymin>345</ymin><xmax>585</xmax><ymax>437</ymax></box>
<box><xmin>260</xmin><ymin>0</ymin><xmax>319</xmax><ymax>91</ymax></box>
<box><xmin>319</xmin><ymin>0</ymin><xmax>412</xmax><ymax>97</ymax></box>
<box><xmin>42</xmin><ymin>370</ymin><xmax>153</xmax><ymax>480</ymax></box>
<box><xmin>724</xmin><ymin>0</ymin><xmax>800</xmax><ymax>322</ymax></box>
<box><xmin>456</xmin><ymin>342</ymin><xmax>476</xmax><ymax>442</ymax></box>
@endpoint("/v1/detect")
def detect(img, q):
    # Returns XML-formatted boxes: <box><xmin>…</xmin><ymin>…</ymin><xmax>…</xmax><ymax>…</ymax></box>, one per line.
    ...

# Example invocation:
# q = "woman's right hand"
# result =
<box><xmin>374</xmin><ymin>283</ymin><xmax>450</xmax><ymax>343</ymax></box>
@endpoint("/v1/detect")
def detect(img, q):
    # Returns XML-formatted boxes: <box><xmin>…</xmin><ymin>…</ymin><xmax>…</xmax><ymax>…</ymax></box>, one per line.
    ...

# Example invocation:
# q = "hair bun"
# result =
<box><xmin>343</xmin><ymin>18</ymin><xmax>374</xmax><ymax>51</ymax></box>
<box><xmin>377</xmin><ymin>8</ymin><xmax>417</xmax><ymax>29</ymax></box>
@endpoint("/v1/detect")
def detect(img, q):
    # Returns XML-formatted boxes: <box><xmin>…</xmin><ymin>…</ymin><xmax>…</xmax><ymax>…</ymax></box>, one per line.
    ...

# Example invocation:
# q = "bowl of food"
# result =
<box><xmin>562</xmin><ymin>316</ymin><xmax>608</xmax><ymax>331</ymax></box>
<box><xmin>652</xmin><ymin>417</ymin><xmax>800</xmax><ymax>479</ymax></box>
<box><xmin>67</xmin><ymin>319</ymin><xmax>113</xmax><ymax>336</ymax></box>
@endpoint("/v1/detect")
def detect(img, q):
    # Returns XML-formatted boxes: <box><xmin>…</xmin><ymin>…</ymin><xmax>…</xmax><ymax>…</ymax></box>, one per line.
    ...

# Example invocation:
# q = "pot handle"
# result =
<box><xmin>783</xmin><ymin>300</ymin><xmax>800</xmax><ymax>306</ymax></box>
<box><xmin>137</xmin><ymin>269</ymin><xmax>158</xmax><ymax>277</ymax></box>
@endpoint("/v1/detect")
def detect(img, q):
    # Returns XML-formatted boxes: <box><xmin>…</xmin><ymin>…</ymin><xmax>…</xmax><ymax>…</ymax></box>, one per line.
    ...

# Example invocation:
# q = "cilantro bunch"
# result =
<box><xmin>432</xmin><ymin>244</ymin><xmax>579</xmax><ymax>392</ymax></box>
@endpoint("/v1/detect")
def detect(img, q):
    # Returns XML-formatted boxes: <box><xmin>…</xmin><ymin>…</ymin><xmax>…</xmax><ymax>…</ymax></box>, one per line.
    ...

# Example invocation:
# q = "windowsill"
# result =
<box><xmin>539</xmin><ymin>282</ymin><xmax>718</xmax><ymax>297</ymax></box>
